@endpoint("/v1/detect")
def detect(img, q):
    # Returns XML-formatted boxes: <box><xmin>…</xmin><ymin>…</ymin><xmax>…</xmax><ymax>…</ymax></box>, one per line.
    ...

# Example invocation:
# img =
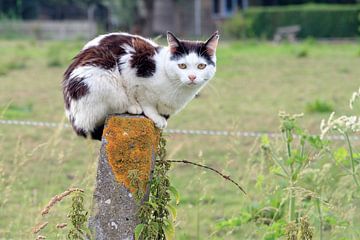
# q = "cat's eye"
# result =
<box><xmin>197</xmin><ymin>63</ymin><xmax>207</xmax><ymax>69</ymax></box>
<box><xmin>178</xmin><ymin>63</ymin><xmax>187</xmax><ymax>69</ymax></box>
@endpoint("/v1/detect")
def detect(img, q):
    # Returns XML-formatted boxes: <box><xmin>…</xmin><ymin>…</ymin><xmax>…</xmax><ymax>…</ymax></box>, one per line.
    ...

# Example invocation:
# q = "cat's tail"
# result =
<box><xmin>72</xmin><ymin>124</ymin><xmax>104</xmax><ymax>141</ymax></box>
<box><xmin>69</xmin><ymin>118</ymin><xmax>104</xmax><ymax>141</ymax></box>
<box><xmin>89</xmin><ymin>124</ymin><xmax>105</xmax><ymax>141</ymax></box>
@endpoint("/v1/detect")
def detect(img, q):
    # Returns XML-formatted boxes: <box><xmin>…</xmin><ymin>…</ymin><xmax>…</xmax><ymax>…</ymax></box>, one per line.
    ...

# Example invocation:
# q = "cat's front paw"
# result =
<box><xmin>127</xmin><ymin>104</ymin><xmax>143</xmax><ymax>115</ymax></box>
<box><xmin>151</xmin><ymin>115</ymin><xmax>167</xmax><ymax>129</ymax></box>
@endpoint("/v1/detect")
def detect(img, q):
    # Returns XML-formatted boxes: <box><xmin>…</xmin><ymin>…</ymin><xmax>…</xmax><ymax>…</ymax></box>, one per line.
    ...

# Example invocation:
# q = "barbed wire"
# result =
<box><xmin>0</xmin><ymin>119</ymin><xmax>359</xmax><ymax>141</ymax></box>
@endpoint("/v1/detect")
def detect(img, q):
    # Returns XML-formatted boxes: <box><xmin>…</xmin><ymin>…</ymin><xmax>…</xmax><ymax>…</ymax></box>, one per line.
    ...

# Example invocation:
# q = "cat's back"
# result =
<box><xmin>62</xmin><ymin>32</ymin><xmax>162</xmax><ymax>139</ymax></box>
<box><xmin>64</xmin><ymin>32</ymin><xmax>161</xmax><ymax>81</ymax></box>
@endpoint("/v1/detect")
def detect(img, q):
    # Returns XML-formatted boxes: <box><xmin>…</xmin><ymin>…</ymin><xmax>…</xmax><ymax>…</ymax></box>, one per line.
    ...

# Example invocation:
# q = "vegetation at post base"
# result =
<box><xmin>67</xmin><ymin>192</ymin><xmax>91</xmax><ymax>240</ymax></box>
<box><xmin>135</xmin><ymin>134</ymin><xmax>178</xmax><ymax>240</ymax></box>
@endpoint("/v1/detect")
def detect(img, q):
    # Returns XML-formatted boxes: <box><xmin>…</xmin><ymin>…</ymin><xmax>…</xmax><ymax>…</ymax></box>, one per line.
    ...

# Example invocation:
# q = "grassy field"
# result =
<box><xmin>1</xmin><ymin>39</ymin><xmax>360</xmax><ymax>239</ymax></box>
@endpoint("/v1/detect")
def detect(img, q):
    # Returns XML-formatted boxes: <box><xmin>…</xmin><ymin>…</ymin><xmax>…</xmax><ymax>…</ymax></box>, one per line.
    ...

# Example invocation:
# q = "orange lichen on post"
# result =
<box><xmin>103</xmin><ymin>116</ymin><xmax>160</xmax><ymax>194</ymax></box>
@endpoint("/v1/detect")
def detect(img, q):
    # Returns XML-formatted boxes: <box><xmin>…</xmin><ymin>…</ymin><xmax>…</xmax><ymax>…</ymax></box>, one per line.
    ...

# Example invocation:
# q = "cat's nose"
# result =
<box><xmin>188</xmin><ymin>75</ymin><xmax>196</xmax><ymax>81</ymax></box>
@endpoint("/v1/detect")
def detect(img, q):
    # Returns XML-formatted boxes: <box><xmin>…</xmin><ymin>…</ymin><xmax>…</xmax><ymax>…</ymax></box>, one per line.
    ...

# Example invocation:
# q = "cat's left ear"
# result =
<box><xmin>204</xmin><ymin>31</ymin><xmax>219</xmax><ymax>56</ymax></box>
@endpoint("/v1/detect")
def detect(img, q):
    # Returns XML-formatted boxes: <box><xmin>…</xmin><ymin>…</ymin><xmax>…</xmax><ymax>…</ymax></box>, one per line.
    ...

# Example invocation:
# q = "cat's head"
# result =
<box><xmin>165</xmin><ymin>31</ymin><xmax>219</xmax><ymax>88</ymax></box>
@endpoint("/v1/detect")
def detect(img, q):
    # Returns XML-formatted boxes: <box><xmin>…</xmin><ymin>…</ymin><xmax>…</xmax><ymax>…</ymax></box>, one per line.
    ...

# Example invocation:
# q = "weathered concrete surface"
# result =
<box><xmin>89</xmin><ymin>114</ymin><xmax>160</xmax><ymax>240</ymax></box>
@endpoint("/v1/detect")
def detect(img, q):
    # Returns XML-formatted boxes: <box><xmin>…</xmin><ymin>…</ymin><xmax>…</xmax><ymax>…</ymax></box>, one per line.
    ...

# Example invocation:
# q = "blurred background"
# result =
<box><xmin>0</xmin><ymin>0</ymin><xmax>359</xmax><ymax>39</ymax></box>
<box><xmin>1</xmin><ymin>0</ymin><xmax>360</xmax><ymax>240</ymax></box>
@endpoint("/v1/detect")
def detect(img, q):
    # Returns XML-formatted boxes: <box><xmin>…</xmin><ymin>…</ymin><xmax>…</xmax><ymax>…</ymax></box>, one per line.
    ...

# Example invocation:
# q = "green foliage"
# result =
<box><xmin>263</xmin><ymin>220</ymin><xmax>287</xmax><ymax>240</ymax></box>
<box><xmin>221</xmin><ymin>14</ymin><xmax>253</xmax><ymax>39</ymax></box>
<box><xmin>67</xmin><ymin>192</ymin><xmax>91</xmax><ymax>240</ymax></box>
<box><xmin>136</xmin><ymin>133</ymin><xmax>178</xmax><ymax>240</ymax></box>
<box><xmin>305</xmin><ymin>100</ymin><xmax>334</xmax><ymax>113</ymax></box>
<box><xmin>224</xmin><ymin>4</ymin><xmax>360</xmax><ymax>39</ymax></box>
<box><xmin>285</xmin><ymin>217</ymin><xmax>313</xmax><ymax>240</ymax></box>
<box><xmin>320</xmin><ymin>91</ymin><xmax>360</xmax><ymax>189</ymax></box>
<box><xmin>256</xmin><ymin>112</ymin><xmax>325</xmax><ymax>238</ymax></box>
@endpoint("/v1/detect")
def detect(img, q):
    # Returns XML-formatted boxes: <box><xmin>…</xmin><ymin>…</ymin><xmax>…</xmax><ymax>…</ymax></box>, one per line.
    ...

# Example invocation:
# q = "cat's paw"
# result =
<box><xmin>127</xmin><ymin>104</ymin><xmax>143</xmax><ymax>115</ymax></box>
<box><xmin>151</xmin><ymin>115</ymin><xmax>167</xmax><ymax>129</ymax></box>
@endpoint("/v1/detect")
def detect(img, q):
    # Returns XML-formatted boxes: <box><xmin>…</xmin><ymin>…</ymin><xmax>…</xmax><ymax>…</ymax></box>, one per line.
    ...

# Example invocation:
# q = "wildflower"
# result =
<box><xmin>320</xmin><ymin>112</ymin><xmax>360</xmax><ymax>139</ymax></box>
<box><xmin>349</xmin><ymin>87</ymin><xmax>360</xmax><ymax>109</ymax></box>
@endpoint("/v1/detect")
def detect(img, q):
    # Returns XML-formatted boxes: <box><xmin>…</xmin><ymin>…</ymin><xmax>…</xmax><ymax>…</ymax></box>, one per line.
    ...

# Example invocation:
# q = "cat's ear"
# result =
<box><xmin>204</xmin><ymin>31</ymin><xmax>219</xmax><ymax>56</ymax></box>
<box><xmin>167</xmin><ymin>31</ymin><xmax>181</xmax><ymax>53</ymax></box>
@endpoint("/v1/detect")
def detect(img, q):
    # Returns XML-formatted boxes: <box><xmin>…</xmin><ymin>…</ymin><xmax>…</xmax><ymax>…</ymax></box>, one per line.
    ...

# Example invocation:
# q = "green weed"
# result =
<box><xmin>306</xmin><ymin>100</ymin><xmax>333</xmax><ymax>113</ymax></box>
<box><xmin>136</xmin><ymin>134</ymin><xmax>178</xmax><ymax>240</ymax></box>
<box><xmin>296</xmin><ymin>48</ymin><xmax>309</xmax><ymax>58</ymax></box>
<box><xmin>67</xmin><ymin>191</ymin><xmax>91</xmax><ymax>240</ymax></box>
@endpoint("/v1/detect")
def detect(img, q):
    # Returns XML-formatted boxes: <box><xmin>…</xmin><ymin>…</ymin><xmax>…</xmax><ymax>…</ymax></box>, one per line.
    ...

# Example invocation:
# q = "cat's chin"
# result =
<box><xmin>185</xmin><ymin>82</ymin><xmax>203</xmax><ymax>88</ymax></box>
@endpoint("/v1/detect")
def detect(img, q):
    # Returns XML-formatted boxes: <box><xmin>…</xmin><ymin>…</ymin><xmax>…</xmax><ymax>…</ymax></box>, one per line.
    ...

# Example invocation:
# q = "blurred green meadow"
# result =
<box><xmin>1</xmin><ymin>39</ymin><xmax>360</xmax><ymax>239</ymax></box>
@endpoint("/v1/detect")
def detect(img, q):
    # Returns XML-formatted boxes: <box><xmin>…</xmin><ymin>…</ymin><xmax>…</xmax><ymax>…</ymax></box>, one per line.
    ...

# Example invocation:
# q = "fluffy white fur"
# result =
<box><xmin>68</xmin><ymin>32</ymin><xmax>218</xmax><ymax>132</ymax></box>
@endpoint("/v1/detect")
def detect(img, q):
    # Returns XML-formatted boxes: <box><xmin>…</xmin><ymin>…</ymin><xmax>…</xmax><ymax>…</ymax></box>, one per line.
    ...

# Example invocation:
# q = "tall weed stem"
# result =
<box><xmin>344</xmin><ymin>133</ymin><xmax>360</xmax><ymax>188</ymax></box>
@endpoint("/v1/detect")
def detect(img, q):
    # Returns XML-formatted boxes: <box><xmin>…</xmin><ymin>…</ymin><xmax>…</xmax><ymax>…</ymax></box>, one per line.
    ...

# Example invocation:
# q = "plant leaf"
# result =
<box><xmin>169</xmin><ymin>186</ymin><xmax>180</xmax><ymax>205</ymax></box>
<box><xmin>134</xmin><ymin>223</ymin><xmax>145</xmax><ymax>240</ymax></box>
<box><xmin>162</xmin><ymin>220</ymin><xmax>175</xmax><ymax>240</ymax></box>
<box><xmin>167</xmin><ymin>204</ymin><xmax>177</xmax><ymax>221</ymax></box>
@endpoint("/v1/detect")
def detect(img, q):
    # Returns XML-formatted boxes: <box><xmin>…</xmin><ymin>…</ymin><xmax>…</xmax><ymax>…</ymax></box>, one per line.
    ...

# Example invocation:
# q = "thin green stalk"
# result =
<box><xmin>286</xmin><ymin>129</ymin><xmax>296</xmax><ymax>223</ymax></box>
<box><xmin>270</xmin><ymin>153</ymin><xmax>290</xmax><ymax>178</ymax></box>
<box><xmin>288</xmin><ymin>184</ymin><xmax>296</xmax><ymax>222</ymax></box>
<box><xmin>315</xmin><ymin>198</ymin><xmax>323</xmax><ymax>240</ymax></box>
<box><xmin>286</xmin><ymin>130</ymin><xmax>294</xmax><ymax>174</ymax></box>
<box><xmin>344</xmin><ymin>133</ymin><xmax>360</xmax><ymax>188</ymax></box>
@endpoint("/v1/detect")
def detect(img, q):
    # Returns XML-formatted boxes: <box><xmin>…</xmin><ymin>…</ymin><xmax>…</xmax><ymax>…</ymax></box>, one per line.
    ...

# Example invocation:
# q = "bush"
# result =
<box><xmin>223</xmin><ymin>4</ymin><xmax>360</xmax><ymax>39</ymax></box>
<box><xmin>222</xmin><ymin>14</ymin><xmax>253</xmax><ymax>39</ymax></box>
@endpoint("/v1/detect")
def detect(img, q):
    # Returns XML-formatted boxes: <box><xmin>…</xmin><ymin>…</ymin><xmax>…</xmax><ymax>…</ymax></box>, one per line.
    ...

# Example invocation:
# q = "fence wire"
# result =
<box><xmin>0</xmin><ymin>119</ymin><xmax>359</xmax><ymax>141</ymax></box>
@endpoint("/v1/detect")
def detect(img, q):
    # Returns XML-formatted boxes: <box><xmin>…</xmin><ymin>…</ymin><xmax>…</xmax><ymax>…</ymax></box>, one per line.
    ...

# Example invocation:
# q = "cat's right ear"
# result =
<box><xmin>167</xmin><ymin>31</ymin><xmax>181</xmax><ymax>53</ymax></box>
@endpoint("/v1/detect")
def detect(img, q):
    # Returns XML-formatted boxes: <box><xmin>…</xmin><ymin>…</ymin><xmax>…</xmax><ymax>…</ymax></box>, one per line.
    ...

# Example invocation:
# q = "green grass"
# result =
<box><xmin>1</xmin><ymin>39</ymin><xmax>360</xmax><ymax>239</ymax></box>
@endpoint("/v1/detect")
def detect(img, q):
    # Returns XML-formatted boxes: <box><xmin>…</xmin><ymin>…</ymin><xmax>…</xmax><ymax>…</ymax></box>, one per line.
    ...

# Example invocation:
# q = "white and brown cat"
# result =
<box><xmin>63</xmin><ymin>31</ymin><xmax>219</xmax><ymax>140</ymax></box>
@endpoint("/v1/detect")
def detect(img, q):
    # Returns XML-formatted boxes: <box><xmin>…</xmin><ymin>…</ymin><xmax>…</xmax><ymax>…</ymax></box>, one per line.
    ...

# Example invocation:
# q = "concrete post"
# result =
<box><xmin>89</xmin><ymin>114</ymin><xmax>160</xmax><ymax>240</ymax></box>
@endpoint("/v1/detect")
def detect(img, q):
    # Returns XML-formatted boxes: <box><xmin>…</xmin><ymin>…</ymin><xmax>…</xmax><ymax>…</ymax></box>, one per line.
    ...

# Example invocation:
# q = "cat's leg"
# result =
<box><xmin>127</xmin><ymin>95</ymin><xmax>143</xmax><ymax>115</ymax></box>
<box><xmin>126</xmin><ymin>86</ymin><xmax>143</xmax><ymax>114</ymax></box>
<box><xmin>140</xmin><ymin>103</ymin><xmax>167</xmax><ymax>129</ymax></box>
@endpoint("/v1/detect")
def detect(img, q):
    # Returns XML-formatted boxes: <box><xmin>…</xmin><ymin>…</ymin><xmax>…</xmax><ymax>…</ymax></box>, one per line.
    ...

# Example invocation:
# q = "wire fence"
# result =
<box><xmin>1</xmin><ymin>119</ymin><xmax>359</xmax><ymax>141</ymax></box>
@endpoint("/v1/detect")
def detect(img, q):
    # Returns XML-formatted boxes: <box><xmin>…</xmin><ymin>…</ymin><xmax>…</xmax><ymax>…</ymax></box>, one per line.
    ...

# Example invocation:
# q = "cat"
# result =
<box><xmin>63</xmin><ymin>31</ymin><xmax>219</xmax><ymax>140</ymax></box>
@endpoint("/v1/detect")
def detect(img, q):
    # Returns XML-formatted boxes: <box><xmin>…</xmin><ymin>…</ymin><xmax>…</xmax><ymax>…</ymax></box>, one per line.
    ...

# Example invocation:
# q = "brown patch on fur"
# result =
<box><xmin>64</xmin><ymin>47</ymin><xmax>117</xmax><ymax>80</ymax></box>
<box><xmin>69</xmin><ymin>115</ymin><xmax>87</xmax><ymax>138</ymax></box>
<box><xmin>130</xmin><ymin>37</ymin><xmax>157</xmax><ymax>77</ymax></box>
<box><xmin>63</xmin><ymin>77</ymin><xmax>89</xmax><ymax>110</ymax></box>
<box><xmin>99</xmin><ymin>34</ymin><xmax>133</xmax><ymax>56</ymax></box>
<box><xmin>66</xmin><ymin>77</ymin><xmax>89</xmax><ymax>100</ymax></box>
